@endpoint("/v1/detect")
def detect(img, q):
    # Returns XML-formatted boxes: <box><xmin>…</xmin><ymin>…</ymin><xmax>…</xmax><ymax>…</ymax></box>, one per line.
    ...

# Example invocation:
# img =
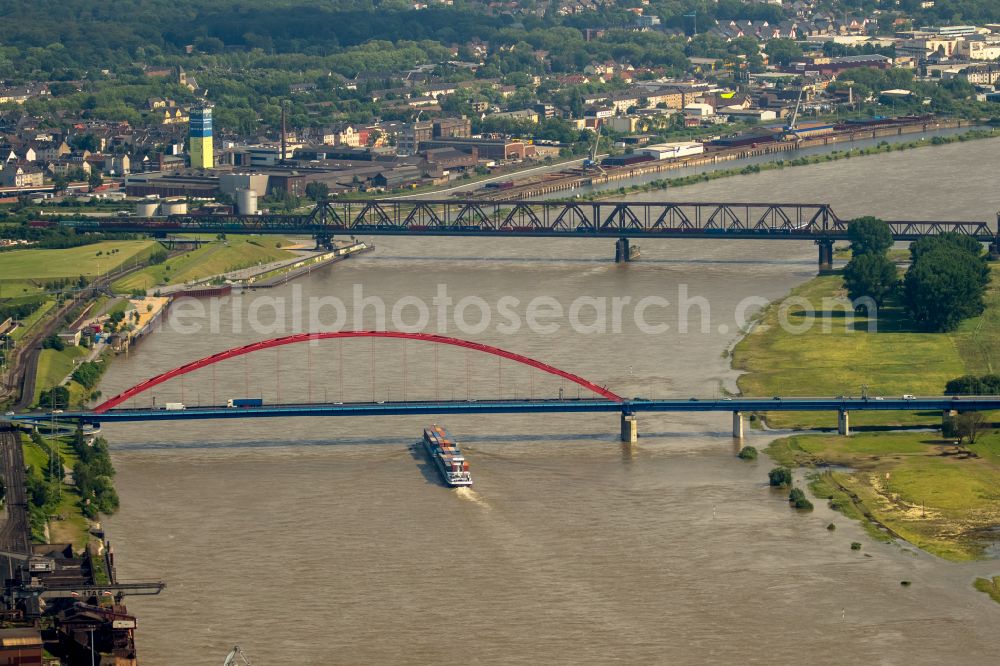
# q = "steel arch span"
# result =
<box><xmin>93</xmin><ymin>331</ymin><xmax>624</xmax><ymax>413</ymax></box>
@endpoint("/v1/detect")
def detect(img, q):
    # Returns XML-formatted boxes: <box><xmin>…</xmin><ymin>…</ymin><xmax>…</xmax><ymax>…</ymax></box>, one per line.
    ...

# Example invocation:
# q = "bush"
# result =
<box><xmin>71</xmin><ymin>361</ymin><xmax>104</xmax><ymax>389</ymax></box>
<box><xmin>737</xmin><ymin>446</ymin><xmax>758</xmax><ymax>460</ymax></box>
<box><xmin>42</xmin><ymin>334</ymin><xmax>65</xmax><ymax>351</ymax></box>
<box><xmin>768</xmin><ymin>466</ymin><xmax>793</xmax><ymax>487</ymax></box>
<box><xmin>850</xmin><ymin>542</ymin><xmax>862</xmax><ymax>550</ymax></box>
<box><xmin>827</xmin><ymin>523</ymin><xmax>836</xmax><ymax>530</ymax></box>
<box><xmin>788</xmin><ymin>487</ymin><xmax>814</xmax><ymax>510</ymax></box>
<box><xmin>39</xmin><ymin>385</ymin><xmax>70</xmax><ymax>409</ymax></box>
<box><xmin>944</xmin><ymin>374</ymin><xmax>1000</xmax><ymax>395</ymax></box>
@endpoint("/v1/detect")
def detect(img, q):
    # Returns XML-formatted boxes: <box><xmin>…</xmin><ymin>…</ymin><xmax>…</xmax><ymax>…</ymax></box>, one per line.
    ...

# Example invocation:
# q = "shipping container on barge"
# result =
<box><xmin>422</xmin><ymin>425</ymin><xmax>473</xmax><ymax>487</ymax></box>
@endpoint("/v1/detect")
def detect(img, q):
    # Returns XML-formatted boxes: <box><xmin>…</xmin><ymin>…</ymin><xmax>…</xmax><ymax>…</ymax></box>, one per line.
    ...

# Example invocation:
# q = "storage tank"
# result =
<box><xmin>160</xmin><ymin>200</ymin><xmax>188</xmax><ymax>215</ymax></box>
<box><xmin>135</xmin><ymin>201</ymin><xmax>160</xmax><ymax>217</ymax></box>
<box><xmin>236</xmin><ymin>188</ymin><xmax>258</xmax><ymax>215</ymax></box>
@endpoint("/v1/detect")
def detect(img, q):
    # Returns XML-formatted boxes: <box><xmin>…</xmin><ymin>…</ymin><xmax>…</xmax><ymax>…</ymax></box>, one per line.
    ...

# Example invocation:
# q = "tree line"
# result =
<box><xmin>843</xmin><ymin>218</ymin><xmax>990</xmax><ymax>332</ymax></box>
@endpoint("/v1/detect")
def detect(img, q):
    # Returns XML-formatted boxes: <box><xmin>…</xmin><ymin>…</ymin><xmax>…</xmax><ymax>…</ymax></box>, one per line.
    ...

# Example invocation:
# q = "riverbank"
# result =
<box><xmin>768</xmin><ymin>431</ymin><xmax>1000</xmax><ymax>561</ymax></box>
<box><xmin>110</xmin><ymin>235</ymin><xmax>299</xmax><ymax>293</ymax></box>
<box><xmin>732</xmin><ymin>262</ymin><xmax>1000</xmax><ymax>561</ymax></box>
<box><xmin>248</xmin><ymin>241</ymin><xmax>372</xmax><ymax>288</ymax></box>
<box><xmin>732</xmin><ymin>262</ymin><xmax>1000</xmax><ymax>429</ymax></box>
<box><xmin>572</xmin><ymin>126</ymin><xmax>1000</xmax><ymax>201</ymax></box>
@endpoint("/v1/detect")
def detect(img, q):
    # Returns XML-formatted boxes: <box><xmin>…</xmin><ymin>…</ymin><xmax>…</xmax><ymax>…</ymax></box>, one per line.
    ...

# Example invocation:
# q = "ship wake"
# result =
<box><xmin>455</xmin><ymin>486</ymin><xmax>489</xmax><ymax>509</ymax></box>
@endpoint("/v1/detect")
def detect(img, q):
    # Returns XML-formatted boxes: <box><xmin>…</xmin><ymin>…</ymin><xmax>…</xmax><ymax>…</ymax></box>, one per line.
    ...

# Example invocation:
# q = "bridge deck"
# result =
<box><xmin>14</xmin><ymin>396</ymin><xmax>1000</xmax><ymax>424</ymax></box>
<box><xmin>54</xmin><ymin>200</ymin><xmax>997</xmax><ymax>241</ymax></box>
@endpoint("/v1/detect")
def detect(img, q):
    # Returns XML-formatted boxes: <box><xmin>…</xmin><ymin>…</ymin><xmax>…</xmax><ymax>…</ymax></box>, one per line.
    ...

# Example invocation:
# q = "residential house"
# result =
<box><xmin>46</xmin><ymin>158</ymin><xmax>91</xmax><ymax>178</ymax></box>
<box><xmin>1</xmin><ymin>163</ymin><xmax>45</xmax><ymax>188</ymax></box>
<box><xmin>321</xmin><ymin>125</ymin><xmax>363</xmax><ymax>147</ymax></box>
<box><xmin>491</xmin><ymin>109</ymin><xmax>539</xmax><ymax>123</ymax></box>
<box><xmin>104</xmin><ymin>154</ymin><xmax>131</xmax><ymax>175</ymax></box>
<box><xmin>34</xmin><ymin>140</ymin><xmax>71</xmax><ymax>161</ymax></box>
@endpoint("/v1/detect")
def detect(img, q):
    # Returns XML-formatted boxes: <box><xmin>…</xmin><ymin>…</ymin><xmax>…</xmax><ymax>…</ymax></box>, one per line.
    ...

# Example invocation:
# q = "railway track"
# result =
<box><xmin>0</xmin><ymin>427</ymin><xmax>31</xmax><ymax>556</ymax></box>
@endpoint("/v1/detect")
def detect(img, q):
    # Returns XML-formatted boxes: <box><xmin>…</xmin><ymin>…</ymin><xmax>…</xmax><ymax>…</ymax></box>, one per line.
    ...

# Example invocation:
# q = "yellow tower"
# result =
<box><xmin>189</xmin><ymin>106</ymin><xmax>214</xmax><ymax>169</ymax></box>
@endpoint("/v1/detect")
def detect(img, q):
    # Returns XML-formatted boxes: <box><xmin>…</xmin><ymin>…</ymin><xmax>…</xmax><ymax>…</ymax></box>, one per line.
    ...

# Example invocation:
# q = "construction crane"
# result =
<box><xmin>223</xmin><ymin>645</ymin><xmax>252</xmax><ymax>666</ymax></box>
<box><xmin>582</xmin><ymin>124</ymin><xmax>605</xmax><ymax>173</ymax></box>
<box><xmin>783</xmin><ymin>88</ymin><xmax>805</xmax><ymax>140</ymax></box>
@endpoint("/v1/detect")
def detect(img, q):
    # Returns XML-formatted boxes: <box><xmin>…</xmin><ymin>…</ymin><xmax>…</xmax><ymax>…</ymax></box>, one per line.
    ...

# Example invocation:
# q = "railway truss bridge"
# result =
<box><xmin>57</xmin><ymin>200</ymin><xmax>1000</xmax><ymax>269</ymax></box>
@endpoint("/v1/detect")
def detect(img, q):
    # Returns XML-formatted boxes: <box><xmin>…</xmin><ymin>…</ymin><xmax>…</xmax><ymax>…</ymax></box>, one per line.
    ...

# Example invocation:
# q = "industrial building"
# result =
<box><xmin>418</xmin><ymin>137</ymin><xmax>530</xmax><ymax>161</ymax></box>
<box><xmin>189</xmin><ymin>106</ymin><xmax>214</xmax><ymax>169</ymax></box>
<box><xmin>637</xmin><ymin>142</ymin><xmax>704</xmax><ymax>160</ymax></box>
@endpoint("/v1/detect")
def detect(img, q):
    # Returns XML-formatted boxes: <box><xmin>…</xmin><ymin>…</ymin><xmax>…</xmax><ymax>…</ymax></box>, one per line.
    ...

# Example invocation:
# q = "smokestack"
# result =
<box><xmin>281</xmin><ymin>103</ymin><xmax>287</xmax><ymax>164</ymax></box>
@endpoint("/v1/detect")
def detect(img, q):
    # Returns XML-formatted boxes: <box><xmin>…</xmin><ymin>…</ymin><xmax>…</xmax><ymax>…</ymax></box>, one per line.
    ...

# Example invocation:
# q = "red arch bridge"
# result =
<box><xmin>11</xmin><ymin>331</ymin><xmax>1000</xmax><ymax>442</ymax></box>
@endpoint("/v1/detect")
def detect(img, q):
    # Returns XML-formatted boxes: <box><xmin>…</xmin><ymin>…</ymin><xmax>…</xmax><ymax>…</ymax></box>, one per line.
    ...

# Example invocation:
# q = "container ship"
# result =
<box><xmin>422</xmin><ymin>424</ymin><xmax>473</xmax><ymax>487</ymax></box>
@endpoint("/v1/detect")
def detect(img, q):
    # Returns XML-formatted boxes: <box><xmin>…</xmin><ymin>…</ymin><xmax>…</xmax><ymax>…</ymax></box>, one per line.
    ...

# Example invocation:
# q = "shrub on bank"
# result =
<box><xmin>768</xmin><ymin>466</ymin><xmax>793</xmax><ymax>487</ymax></box>
<box><xmin>788</xmin><ymin>487</ymin><xmax>814</xmax><ymax>511</ymax></box>
<box><xmin>737</xmin><ymin>446</ymin><xmax>758</xmax><ymax>460</ymax></box>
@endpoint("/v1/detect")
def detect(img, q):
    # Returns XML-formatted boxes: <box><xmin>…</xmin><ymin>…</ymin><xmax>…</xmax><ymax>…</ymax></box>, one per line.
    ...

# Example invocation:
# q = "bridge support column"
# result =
<box><xmin>990</xmin><ymin>240</ymin><xmax>1000</xmax><ymax>262</ymax></box>
<box><xmin>615</xmin><ymin>237</ymin><xmax>631</xmax><ymax>263</ymax></box>
<box><xmin>943</xmin><ymin>409</ymin><xmax>958</xmax><ymax>432</ymax></box>
<box><xmin>620</xmin><ymin>413</ymin><xmax>638</xmax><ymax>443</ymax></box>
<box><xmin>837</xmin><ymin>409</ymin><xmax>850</xmax><ymax>436</ymax></box>
<box><xmin>817</xmin><ymin>239</ymin><xmax>834</xmax><ymax>273</ymax></box>
<box><xmin>732</xmin><ymin>411</ymin><xmax>744</xmax><ymax>441</ymax></box>
<box><xmin>314</xmin><ymin>233</ymin><xmax>335</xmax><ymax>251</ymax></box>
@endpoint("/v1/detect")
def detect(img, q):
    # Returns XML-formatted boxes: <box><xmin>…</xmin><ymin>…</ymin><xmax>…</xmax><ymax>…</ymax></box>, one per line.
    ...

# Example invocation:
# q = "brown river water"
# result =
<box><xmin>100</xmin><ymin>138</ymin><xmax>1000</xmax><ymax>664</ymax></box>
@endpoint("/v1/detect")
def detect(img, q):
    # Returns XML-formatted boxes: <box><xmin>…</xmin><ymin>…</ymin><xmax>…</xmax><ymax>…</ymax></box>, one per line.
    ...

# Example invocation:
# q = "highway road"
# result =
<box><xmin>17</xmin><ymin>395</ymin><xmax>999</xmax><ymax>424</ymax></box>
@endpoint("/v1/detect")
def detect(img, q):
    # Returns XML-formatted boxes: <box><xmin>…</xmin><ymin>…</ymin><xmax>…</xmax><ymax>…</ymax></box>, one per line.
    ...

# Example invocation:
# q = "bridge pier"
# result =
<box><xmin>837</xmin><ymin>409</ymin><xmax>851</xmax><ymax>436</ymax></box>
<box><xmin>943</xmin><ymin>409</ymin><xmax>958</xmax><ymax>432</ymax></box>
<box><xmin>817</xmin><ymin>239</ymin><xmax>834</xmax><ymax>273</ymax></box>
<box><xmin>615</xmin><ymin>237</ymin><xmax>631</xmax><ymax>263</ymax></box>
<box><xmin>732</xmin><ymin>411</ymin><xmax>744</xmax><ymax>441</ymax></box>
<box><xmin>620</xmin><ymin>413</ymin><xmax>637</xmax><ymax>443</ymax></box>
<box><xmin>314</xmin><ymin>233</ymin><xmax>335</xmax><ymax>251</ymax></box>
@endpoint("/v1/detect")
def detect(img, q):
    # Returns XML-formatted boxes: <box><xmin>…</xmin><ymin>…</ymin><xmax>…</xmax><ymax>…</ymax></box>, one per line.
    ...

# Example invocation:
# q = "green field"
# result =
<box><xmin>732</xmin><ymin>265</ymin><xmax>1000</xmax><ymax>428</ymax></box>
<box><xmin>743</xmin><ymin>262</ymin><xmax>1000</xmax><ymax>560</ymax></box>
<box><xmin>33</xmin><ymin>346</ymin><xmax>90</xmax><ymax>406</ymax></box>
<box><xmin>21</xmin><ymin>434</ymin><xmax>91</xmax><ymax>549</ymax></box>
<box><xmin>9</xmin><ymin>299</ymin><xmax>56</xmax><ymax>342</ymax></box>
<box><xmin>767</xmin><ymin>431</ymin><xmax>1000</xmax><ymax>560</ymax></box>
<box><xmin>111</xmin><ymin>235</ymin><xmax>297</xmax><ymax>292</ymax></box>
<box><xmin>0</xmin><ymin>240</ymin><xmax>157</xmax><ymax>282</ymax></box>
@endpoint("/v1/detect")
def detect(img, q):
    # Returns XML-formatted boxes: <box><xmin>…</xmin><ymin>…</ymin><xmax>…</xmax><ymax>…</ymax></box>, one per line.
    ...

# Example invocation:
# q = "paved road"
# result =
<box><xmin>29</xmin><ymin>395</ymin><xmax>998</xmax><ymax>423</ymax></box>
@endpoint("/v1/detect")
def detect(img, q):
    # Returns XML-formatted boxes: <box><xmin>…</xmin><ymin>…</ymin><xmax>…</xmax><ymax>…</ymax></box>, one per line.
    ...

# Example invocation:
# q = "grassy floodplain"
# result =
<box><xmin>0</xmin><ymin>240</ymin><xmax>157</xmax><ymax>289</ymax></box>
<box><xmin>733</xmin><ymin>266</ymin><xmax>1000</xmax><ymax>429</ymax></box>
<box><xmin>111</xmin><ymin>235</ymin><xmax>297</xmax><ymax>292</ymax></box>
<box><xmin>769</xmin><ymin>432</ymin><xmax>1000</xmax><ymax>560</ymax></box>
<box><xmin>33</xmin><ymin>346</ymin><xmax>90</xmax><ymax>406</ymax></box>
<box><xmin>733</xmin><ymin>264</ymin><xmax>1000</xmax><ymax>560</ymax></box>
